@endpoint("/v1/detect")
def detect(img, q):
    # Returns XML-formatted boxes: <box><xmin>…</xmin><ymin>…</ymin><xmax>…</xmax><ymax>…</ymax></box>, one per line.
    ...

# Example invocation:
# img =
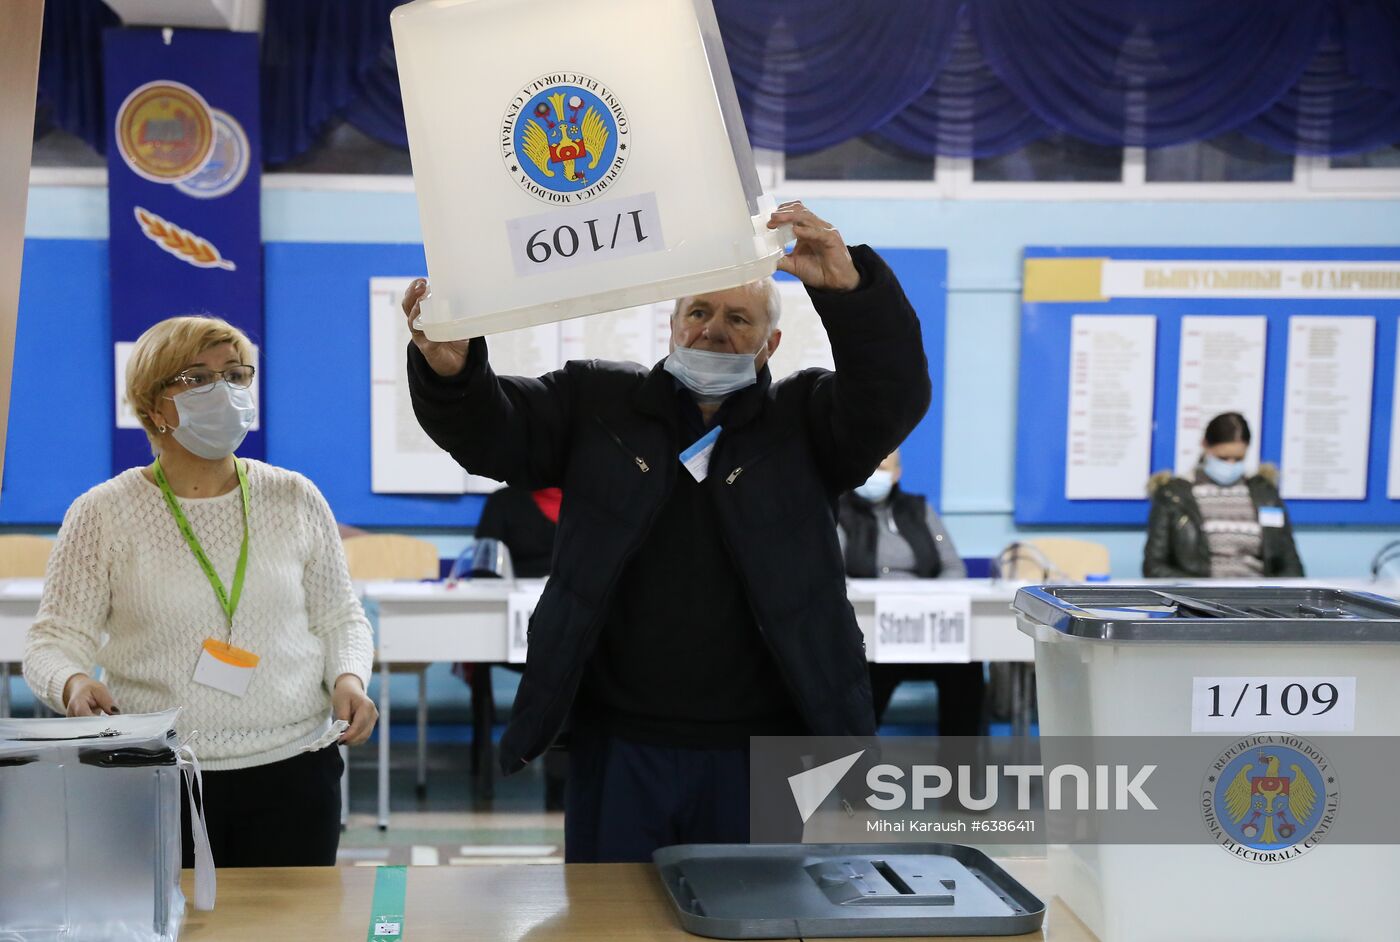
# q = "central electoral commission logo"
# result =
<box><xmin>1202</xmin><ymin>735</ymin><xmax>1338</xmax><ymax>864</ymax></box>
<box><xmin>501</xmin><ymin>72</ymin><xmax>628</xmax><ymax>204</ymax></box>
<box><xmin>114</xmin><ymin>80</ymin><xmax>215</xmax><ymax>183</ymax></box>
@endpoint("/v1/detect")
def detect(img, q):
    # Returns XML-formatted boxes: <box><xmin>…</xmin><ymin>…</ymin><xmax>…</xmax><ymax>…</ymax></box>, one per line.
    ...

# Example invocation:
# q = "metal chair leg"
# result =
<box><xmin>339</xmin><ymin>744</ymin><xmax>349</xmax><ymax>829</ymax></box>
<box><xmin>416</xmin><ymin>670</ymin><xmax>428</xmax><ymax>796</ymax></box>
<box><xmin>480</xmin><ymin>667</ymin><xmax>495</xmax><ymax>801</ymax></box>
<box><xmin>377</xmin><ymin>663</ymin><xmax>391</xmax><ymax>831</ymax></box>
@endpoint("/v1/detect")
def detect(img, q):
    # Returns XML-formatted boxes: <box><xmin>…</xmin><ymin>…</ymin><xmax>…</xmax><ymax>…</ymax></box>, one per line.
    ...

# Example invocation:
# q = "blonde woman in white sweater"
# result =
<box><xmin>24</xmin><ymin>315</ymin><xmax>377</xmax><ymax>868</ymax></box>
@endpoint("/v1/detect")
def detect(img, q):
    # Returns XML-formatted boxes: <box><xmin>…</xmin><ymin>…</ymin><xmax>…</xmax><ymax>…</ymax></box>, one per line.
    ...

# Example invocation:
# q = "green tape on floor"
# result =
<box><xmin>368</xmin><ymin>865</ymin><xmax>407</xmax><ymax>942</ymax></box>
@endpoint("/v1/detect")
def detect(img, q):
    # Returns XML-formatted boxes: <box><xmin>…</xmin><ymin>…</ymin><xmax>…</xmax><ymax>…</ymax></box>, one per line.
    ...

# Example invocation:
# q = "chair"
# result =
<box><xmin>0</xmin><ymin>535</ymin><xmax>53</xmax><ymax>717</ymax></box>
<box><xmin>996</xmin><ymin>538</ymin><xmax>1111</xmax><ymax>582</ymax></box>
<box><xmin>341</xmin><ymin>534</ymin><xmax>440</xmax><ymax>824</ymax></box>
<box><xmin>992</xmin><ymin>538</ymin><xmax>1111</xmax><ymax>732</ymax></box>
<box><xmin>343</xmin><ymin>534</ymin><xmax>440</xmax><ymax>582</ymax></box>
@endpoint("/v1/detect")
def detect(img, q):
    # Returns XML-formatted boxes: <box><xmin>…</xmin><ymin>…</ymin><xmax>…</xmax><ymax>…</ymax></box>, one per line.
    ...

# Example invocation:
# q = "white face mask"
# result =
<box><xmin>664</xmin><ymin>345</ymin><xmax>762</xmax><ymax>400</ymax></box>
<box><xmin>855</xmin><ymin>469</ymin><xmax>895</xmax><ymax>503</ymax></box>
<box><xmin>1202</xmin><ymin>453</ymin><xmax>1246</xmax><ymax>487</ymax></box>
<box><xmin>170</xmin><ymin>382</ymin><xmax>256</xmax><ymax>459</ymax></box>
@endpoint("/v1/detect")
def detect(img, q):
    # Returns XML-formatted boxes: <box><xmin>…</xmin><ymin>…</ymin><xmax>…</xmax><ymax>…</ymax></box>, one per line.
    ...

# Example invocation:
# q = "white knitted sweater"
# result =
<box><xmin>24</xmin><ymin>460</ymin><xmax>375</xmax><ymax>771</ymax></box>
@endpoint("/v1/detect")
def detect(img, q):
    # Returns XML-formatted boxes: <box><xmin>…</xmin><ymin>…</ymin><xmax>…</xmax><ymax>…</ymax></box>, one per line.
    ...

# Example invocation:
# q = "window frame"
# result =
<box><xmin>28</xmin><ymin>142</ymin><xmax>1400</xmax><ymax>199</ymax></box>
<box><xmin>764</xmin><ymin>143</ymin><xmax>1400</xmax><ymax>201</ymax></box>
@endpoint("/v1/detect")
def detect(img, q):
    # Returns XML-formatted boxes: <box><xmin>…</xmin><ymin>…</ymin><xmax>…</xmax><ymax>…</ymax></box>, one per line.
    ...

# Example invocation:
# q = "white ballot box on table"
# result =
<box><xmin>391</xmin><ymin>0</ymin><xmax>791</xmax><ymax>341</ymax></box>
<box><xmin>1014</xmin><ymin>585</ymin><xmax>1400</xmax><ymax>942</ymax></box>
<box><xmin>0</xmin><ymin>709</ymin><xmax>214</xmax><ymax>941</ymax></box>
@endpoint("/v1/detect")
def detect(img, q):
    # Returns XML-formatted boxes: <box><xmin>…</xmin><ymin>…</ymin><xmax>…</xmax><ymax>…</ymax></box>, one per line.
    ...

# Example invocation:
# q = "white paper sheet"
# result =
<box><xmin>370</xmin><ymin>276</ymin><xmax>476</xmax><ymax>494</ymax></box>
<box><xmin>1174</xmin><ymin>316</ymin><xmax>1267</xmax><ymax>476</ymax></box>
<box><xmin>1391</xmin><ymin>330</ymin><xmax>1400</xmax><ymax>500</ymax></box>
<box><xmin>1280</xmin><ymin>316</ymin><xmax>1375</xmax><ymax>500</ymax></box>
<box><xmin>1064</xmin><ymin>315</ymin><xmax>1157</xmax><ymax>500</ymax></box>
<box><xmin>872</xmin><ymin>593</ymin><xmax>972</xmax><ymax>663</ymax></box>
<box><xmin>559</xmin><ymin>302</ymin><xmax>669</xmax><ymax>366</ymax></box>
<box><xmin>482</xmin><ymin>321</ymin><xmax>563</xmax><ymax>380</ymax></box>
<box><xmin>764</xmin><ymin>281</ymin><xmax>835</xmax><ymax>380</ymax></box>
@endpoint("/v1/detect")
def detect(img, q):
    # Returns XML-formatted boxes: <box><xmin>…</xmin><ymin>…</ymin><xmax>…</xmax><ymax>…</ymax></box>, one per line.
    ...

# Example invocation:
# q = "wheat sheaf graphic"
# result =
<box><xmin>133</xmin><ymin>207</ymin><xmax>236</xmax><ymax>270</ymax></box>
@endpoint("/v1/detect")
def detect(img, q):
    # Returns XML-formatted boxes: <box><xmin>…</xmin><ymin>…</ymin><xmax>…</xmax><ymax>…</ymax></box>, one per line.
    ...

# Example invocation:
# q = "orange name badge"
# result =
<box><xmin>192</xmin><ymin>638</ymin><xmax>261</xmax><ymax>698</ymax></box>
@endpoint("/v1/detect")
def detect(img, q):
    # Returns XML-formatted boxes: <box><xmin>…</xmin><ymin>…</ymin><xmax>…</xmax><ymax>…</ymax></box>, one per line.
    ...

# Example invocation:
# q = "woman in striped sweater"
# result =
<box><xmin>1143</xmin><ymin>412</ymin><xmax>1304</xmax><ymax>578</ymax></box>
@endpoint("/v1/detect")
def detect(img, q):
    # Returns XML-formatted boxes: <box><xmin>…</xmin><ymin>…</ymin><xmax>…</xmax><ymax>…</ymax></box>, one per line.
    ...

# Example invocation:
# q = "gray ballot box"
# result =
<box><xmin>1014</xmin><ymin>585</ymin><xmax>1400</xmax><ymax>942</ymax></box>
<box><xmin>0</xmin><ymin>710</ymin><xmax>211</xmax><ymax>942</ymax></box>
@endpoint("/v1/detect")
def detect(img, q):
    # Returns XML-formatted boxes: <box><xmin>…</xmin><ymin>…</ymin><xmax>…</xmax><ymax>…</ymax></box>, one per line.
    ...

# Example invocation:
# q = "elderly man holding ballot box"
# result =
<box><xmin>401</xmin><ymin>202</ymin><xmax>930</xmax><ymax>862</ymax></box>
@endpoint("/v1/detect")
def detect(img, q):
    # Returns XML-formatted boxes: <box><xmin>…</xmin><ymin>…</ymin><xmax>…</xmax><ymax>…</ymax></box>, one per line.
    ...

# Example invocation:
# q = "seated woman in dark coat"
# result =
<box><xmin>837</xmin><ymin>449</ymin><xmax>983</xmax><ymax>736</ymax></box>
<box><xmin>1143</xmin><ymin>412</ymin><xmax>1303</xmax><ymax>578</ymax></box>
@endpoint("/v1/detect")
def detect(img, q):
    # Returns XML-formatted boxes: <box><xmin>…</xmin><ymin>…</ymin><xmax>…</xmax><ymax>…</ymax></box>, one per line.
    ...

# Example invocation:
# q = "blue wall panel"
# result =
<box><xmin>262</xmin><ymin>241</ymin><xmax>487</xmax><ymax>527</ymax></box>
<box><xmin>2</xmin><ymin>239</ymin><xmax>112</xmax><ymax>524</ymax></box>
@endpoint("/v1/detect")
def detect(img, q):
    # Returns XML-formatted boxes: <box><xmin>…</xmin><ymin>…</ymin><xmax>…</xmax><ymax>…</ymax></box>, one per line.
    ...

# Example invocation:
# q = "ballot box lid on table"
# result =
<box><xmin>1013</xmin><ymin>584</ymin><xmax>1400</xmax><ymax>644</ymax></box>
<box><xmin>653</xmin><ymin>843</ymin><xmax>1045</xmax><ymax>939</ymax></box>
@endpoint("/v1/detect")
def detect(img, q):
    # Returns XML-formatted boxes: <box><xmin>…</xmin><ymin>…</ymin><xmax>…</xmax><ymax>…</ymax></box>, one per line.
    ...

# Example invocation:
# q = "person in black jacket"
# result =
<box><xmin>1143</xmin><ymin>412</ymin><xmax>1304</xmax><ymax>578</ymax></box>
<box><xmin>402</xmin><ymin>202</ymin><xmax>931</xmax><ymax>862</ymax></box>
<box><xmin>465</xmin><ymin>485</ymin><xmax>566</xmax><ymax>807</ymax></box>
<box><xmin>837</xmin><ymin>450</ymin><xmax>983</xmax><ymax>737</ymax></box>
<box><xmin>475</xmin><ymin>485</ymin><xmax>560</xmax><ymax>579</ymax></box>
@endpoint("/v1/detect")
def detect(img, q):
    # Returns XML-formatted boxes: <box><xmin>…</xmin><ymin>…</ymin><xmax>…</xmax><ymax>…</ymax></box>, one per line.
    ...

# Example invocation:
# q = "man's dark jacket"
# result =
<box><xmin>408</xmin><ymin>246</ymin><xmax>932</xmax><ymax>774</ymax></box>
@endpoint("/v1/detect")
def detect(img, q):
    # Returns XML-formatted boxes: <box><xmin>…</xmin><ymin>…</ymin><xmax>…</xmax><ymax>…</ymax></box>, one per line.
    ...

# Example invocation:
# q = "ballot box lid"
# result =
<box><xmin>1013</xmin><ymin>585</ymin><xmax>1400</xmax><ymax>643</ymax></box>
<box><xmin>654</xmin><ymin>843</ymin><xmax>1044</xmax><ymax>938</ymax></box>
<box><xmin>0</xmin><ymin>709</ymin><xmax>180</xmax><ymax>764</ymax></box>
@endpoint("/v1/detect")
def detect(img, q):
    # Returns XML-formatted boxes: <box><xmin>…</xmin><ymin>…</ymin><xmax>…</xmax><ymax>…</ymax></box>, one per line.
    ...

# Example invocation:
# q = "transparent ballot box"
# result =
<box><xmin>391</xmin><ymin>0</ymin><xmax>790</xmax><ymax>341</ymax></box>
<box><xmin>0</xmin><ymin>710</ymin><xmax>213</xmax><ymax>942</ymax></box>
<box><xmin>1014</xmin><ymin>586</ymin><xmax>1400</xmax><ymax>942</ymax></box>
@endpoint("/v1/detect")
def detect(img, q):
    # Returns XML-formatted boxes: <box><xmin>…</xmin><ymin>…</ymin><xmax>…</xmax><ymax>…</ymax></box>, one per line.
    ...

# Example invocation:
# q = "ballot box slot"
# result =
<box><xmin>1014</xmin><ymin>585</ymin><xmax>1400</xmax><ymax>641</ymax></box>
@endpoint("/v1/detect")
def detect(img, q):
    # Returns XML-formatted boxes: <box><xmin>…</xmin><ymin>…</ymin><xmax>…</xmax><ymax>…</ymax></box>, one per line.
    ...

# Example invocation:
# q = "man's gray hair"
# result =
<box><xmin>759</xmin><ymin>277</ymin><xmax>782</xmax><ymax>330</ymax></box>
<box><xmin>672</xmin><ymin>277</ymin><xmax>782</xmax><ymax>332</ymax></box>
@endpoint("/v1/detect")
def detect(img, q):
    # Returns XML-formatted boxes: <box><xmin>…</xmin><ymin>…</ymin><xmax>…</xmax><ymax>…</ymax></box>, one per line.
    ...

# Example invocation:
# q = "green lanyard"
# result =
<box><xmin>153</xmin><ymin>457</ymin><xmax>250</xmax><ymax>632</ymax></box>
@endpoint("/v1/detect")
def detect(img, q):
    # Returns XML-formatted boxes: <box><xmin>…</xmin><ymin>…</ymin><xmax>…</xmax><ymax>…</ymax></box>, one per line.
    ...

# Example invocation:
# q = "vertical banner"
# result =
<box><xmin>0</xmin><ymin>1</ymin><xmax>44</xmax><ymax>492</ymax></box>
<box><xmin>104</xmin><ymin>28</ymin><xmax>263</xmax><ymax>473</ymax></box>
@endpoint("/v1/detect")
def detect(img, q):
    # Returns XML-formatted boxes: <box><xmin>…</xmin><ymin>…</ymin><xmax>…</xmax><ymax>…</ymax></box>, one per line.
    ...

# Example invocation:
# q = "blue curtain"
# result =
<box><xmin>33</xmin><ymin>0</ymin><xmax>1400</xmax><ymax>166</ymax></box>
<box><xmin>1244</xmin><ymin>39</ymin><xmax>1400</xmax><ymax>156</ymax></box>
<box><xmin>1340</xmin><ymin>0</ymin><xmax>1400</xmax><ymax>95</ymax></box>
<box><xmin>869</xmin><ymin>12</ymin><xmax>1050</xmax><ymax>159</ymax></box>
<box><xmin>36</xmin><ymin>0</ymin><xmax>119</xmax><ymax>154</ymax></box>
<box><xmin>713</xmin><ymin>0</ymin><xmax>963</xmax><ymax>155</ymax></box>
<box><xmin>260</xmin><ymin>0</ymin><xmax>407</xmax><ymax>166</ymax></box>
<box><xmin>338</xmin><ymin>43</ymin><xmax>409</xmax><ymax>152</ymax></box>
<box><xmin>969</xmin><ymin>0</ymin><xmax>1330</xmax><ymax>149</ymax></box>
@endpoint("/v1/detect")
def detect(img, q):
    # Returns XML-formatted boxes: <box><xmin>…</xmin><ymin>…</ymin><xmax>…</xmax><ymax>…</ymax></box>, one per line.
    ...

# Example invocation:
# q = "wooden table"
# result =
<box><xmin>179</xmin><ymin>859</ymin><xmax>1096</xmax><ymax>941</ymax></box>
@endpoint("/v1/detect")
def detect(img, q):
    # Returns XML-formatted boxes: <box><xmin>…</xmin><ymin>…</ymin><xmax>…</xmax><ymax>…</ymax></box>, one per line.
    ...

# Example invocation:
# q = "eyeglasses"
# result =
<box><xmin>166</xmin><ymin>365</ymin><xmax>256</xmax><ymax>393</ymax></box>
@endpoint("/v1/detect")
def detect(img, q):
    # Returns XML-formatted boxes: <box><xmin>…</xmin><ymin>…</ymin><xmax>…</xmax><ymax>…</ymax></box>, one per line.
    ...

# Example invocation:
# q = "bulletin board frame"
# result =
<box><xmin>1014</xmin><ymin>246</ymin><xmax>1400</xmax><ymax>527</ymax></box>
